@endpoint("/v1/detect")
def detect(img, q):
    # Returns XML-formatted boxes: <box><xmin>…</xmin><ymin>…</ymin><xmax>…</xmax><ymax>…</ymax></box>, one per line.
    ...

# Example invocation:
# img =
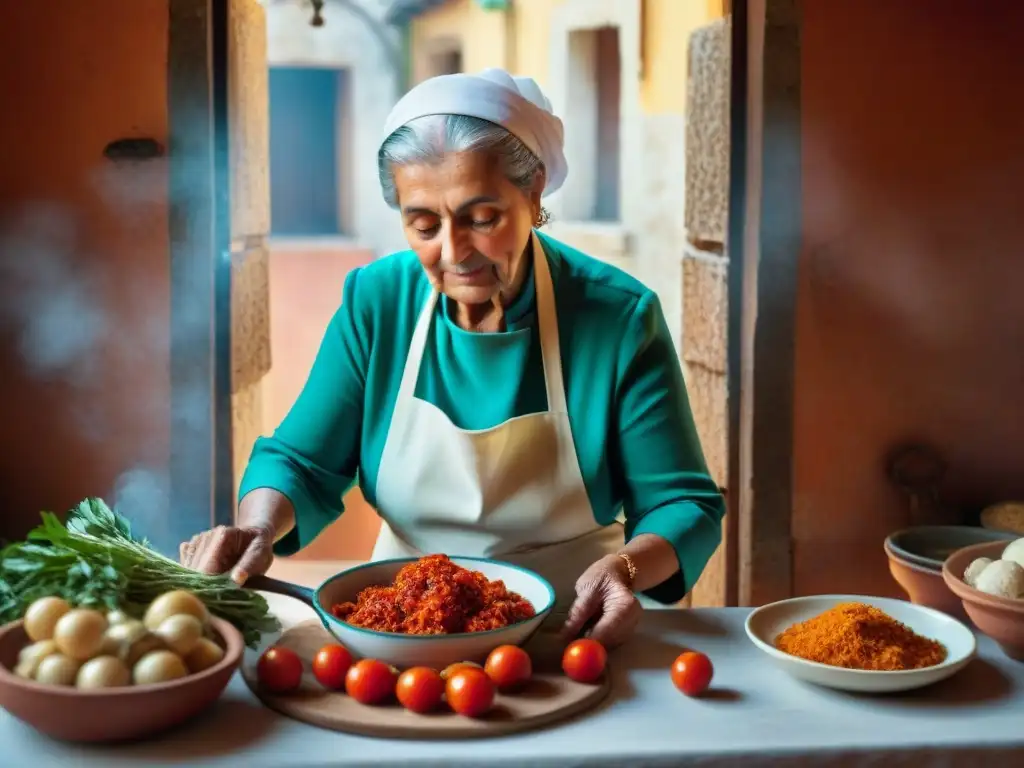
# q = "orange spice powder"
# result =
<box><xmin>330</xmin><ymin>554</ymin><xmax>535</xmax><ymax>635</ymax></box>
<box><xmin>773</xmin><ymin>602</ymin><xmax>947</xmax><ymax>671</ymax></box>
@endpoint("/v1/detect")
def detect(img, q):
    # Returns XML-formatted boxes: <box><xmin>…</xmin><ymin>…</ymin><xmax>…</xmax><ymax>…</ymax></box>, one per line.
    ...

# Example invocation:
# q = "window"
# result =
<box><xmin>420</xmin><ymin>37</ymin><xmax>463</xmax><ymax>80</ymax></box>
<box><xmin>566</xmin><ymin>26</ymin><xmax>622</xmax><ymax>222</ymax></box>
<box><xmin>268</xmin><ymin>67</ymin><xmax>347</xmax><ymax>236</ymax></box>
<box><xmin>430</xmin><ymin>47</ymin><xmax>463</xmax><ymax>76</ymax></box>
<box><xmin>593</xmin><ymin>27</ymin><xmax>621</xmax><ymax>221</ymax></box>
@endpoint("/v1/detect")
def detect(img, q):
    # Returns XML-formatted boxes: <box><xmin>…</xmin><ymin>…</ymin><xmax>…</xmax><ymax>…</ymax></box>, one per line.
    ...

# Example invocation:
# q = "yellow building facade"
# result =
<box><xmin>409</xmin><ymin>0</ymin><xmax>727</xmax><ymax>114</ymax></box>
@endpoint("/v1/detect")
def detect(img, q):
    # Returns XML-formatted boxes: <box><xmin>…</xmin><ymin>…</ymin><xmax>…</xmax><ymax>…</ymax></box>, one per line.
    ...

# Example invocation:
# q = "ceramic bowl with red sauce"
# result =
<box><xmin>247</xmin><ymin>556</ymin><xmax>556</xmax><ymax>670</ymax></box>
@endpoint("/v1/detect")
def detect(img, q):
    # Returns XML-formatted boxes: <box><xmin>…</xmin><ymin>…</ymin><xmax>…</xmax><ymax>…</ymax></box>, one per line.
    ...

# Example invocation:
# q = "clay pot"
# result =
<box><xmin>880</xmin><ymin>536</ymin><xmax>966</xmax><ymax>622</ymax></box>
<box><xmin>885</xmin><ymin>525</ymin><xmax>1015</xmax><ymax>571</ymax></box>
<box><xmin>0</xmin><ymin>615</ymin><xmax>243</xmax><ymax>743</ymax></box>
<box><xmin>944</xmin><ymin>540</ymin><xmax>1024</xmax><ymax>661</ymax></box>
<box><xmin>884</xmin><ymin>539</ymin><xmax>968</xmax><ymax>621</ymax></box>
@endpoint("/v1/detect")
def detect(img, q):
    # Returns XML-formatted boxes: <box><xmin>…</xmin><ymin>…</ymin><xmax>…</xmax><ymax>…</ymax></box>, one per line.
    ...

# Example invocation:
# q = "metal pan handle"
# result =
<box><xmin>244</xmin><ymin>574</ymin><xmax>316</xmax><ymax>607</ymax></box>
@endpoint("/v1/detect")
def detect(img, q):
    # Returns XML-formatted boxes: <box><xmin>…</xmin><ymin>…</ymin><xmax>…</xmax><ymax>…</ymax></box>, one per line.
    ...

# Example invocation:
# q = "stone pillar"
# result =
<box><xmin>228</xmin><ymin>0</ymin><xmax>272</xmax><ymax>506</ymax></box>
<box><xmin>230</xmin><ymin>243</ymin><xmax>271</xmax><ymax>504</ymax></box>
<box><xmin>682</xmin><ymin>251</ymin><xmax>728</xmax><ymax>484</ymax></box>
<box><xmin>685</xmin><ymin>16</ymin><xmax>732</xmax><ymax>248</ymax></box>
<box><xmin>682</xmin><ymin>16</ymin><xmax>731</xmax><ymax>607</ymax></box>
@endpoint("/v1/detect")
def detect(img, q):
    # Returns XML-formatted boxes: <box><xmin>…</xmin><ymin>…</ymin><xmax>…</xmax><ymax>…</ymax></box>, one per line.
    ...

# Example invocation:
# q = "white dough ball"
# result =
<box><xmin>975</xmin><ymin>559</ymin><xmax>1024</xmax><ymax>599</ymax></box>
<box><xmin>1001</xmin><ymin>537</ymin><xmax>1024</xmax><ymax>569</ymax></box>
<box><xmin>964</xmin><ymin>557</ymin><xmax>994</xmax><ymax>587</ymax></box>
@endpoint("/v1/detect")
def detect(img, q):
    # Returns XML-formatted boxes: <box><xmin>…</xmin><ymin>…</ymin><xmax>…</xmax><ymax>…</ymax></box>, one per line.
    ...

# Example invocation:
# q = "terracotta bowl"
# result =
<box><xmin>885</xmin><ymin>525</ymin><xmax>1016</xmax><ymax>571</ymax></box>
<box><xmin>0</xmin><ymin>616</ymin><xmax>243</xmax><ymax>743</ymax></box>
<box><xmin>884</xmin><ymin>540</ymin><xmax>968</xmax><ymax>621</ymax></box>
<box><xmin>943</xmin><ymin>540</ymin><xmax>1024</xmax><ymax>661</ymax></box>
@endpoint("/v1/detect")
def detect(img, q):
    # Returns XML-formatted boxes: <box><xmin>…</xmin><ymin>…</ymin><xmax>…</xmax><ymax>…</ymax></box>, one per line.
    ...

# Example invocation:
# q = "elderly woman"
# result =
<box><xmin>181</xmin><ymin>69</ymin><xmax>725</xmax><ymax>646</ymax></box>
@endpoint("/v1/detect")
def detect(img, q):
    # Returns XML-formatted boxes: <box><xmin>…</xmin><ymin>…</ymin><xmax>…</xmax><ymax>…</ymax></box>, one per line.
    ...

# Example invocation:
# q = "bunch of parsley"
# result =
<box><xmin>0</xmin><ymin>498</ymin><xmax>278</xmax><ymax>647</ymax></box>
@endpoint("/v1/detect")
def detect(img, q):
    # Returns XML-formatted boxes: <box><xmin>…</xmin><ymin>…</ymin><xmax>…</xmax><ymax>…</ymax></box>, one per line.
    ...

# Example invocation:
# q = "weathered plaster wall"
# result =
<box><xmin>0</xmin><ymin>0</ymin><xmax>171</xmax><ymax>541</ymax></box>
<box><xmin>796</xmin><ymin>0</ymin><xmax>1024</xmax><ymax>597</ymax></box>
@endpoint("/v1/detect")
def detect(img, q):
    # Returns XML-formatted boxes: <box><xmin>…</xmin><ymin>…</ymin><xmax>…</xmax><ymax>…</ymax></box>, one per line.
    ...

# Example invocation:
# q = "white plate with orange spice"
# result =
<box><xmin>744</xmin><ymin>595</ymin><xmax>976</xmax><ymax>693</ymax></box>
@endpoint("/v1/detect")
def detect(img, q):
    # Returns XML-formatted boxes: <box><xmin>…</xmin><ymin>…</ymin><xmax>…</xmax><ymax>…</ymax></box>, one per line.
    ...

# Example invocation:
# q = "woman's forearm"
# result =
<box><xmin>617</xmin><ymin>533</ymin><xmax>681</xmax><ymax>593</ymax></box>
<box><xmin>237</xmin><ymin>488</ymin><xmax>297</xmax><ymax>542</ymax></box>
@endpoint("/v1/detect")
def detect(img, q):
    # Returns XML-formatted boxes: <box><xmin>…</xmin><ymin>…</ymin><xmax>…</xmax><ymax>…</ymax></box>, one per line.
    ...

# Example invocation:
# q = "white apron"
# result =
<box><xmin>372</xmin><ymin>231</ymin><xmax>623</xmax><ymax>616</ymax></box>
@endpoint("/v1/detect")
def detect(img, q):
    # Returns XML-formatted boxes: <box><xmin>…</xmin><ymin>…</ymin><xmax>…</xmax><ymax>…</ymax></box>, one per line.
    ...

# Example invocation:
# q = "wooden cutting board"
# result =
<box><xmin>241</xmin><ymin>620</ymin><xmax>611</xmax><ymax>739</ymax></box>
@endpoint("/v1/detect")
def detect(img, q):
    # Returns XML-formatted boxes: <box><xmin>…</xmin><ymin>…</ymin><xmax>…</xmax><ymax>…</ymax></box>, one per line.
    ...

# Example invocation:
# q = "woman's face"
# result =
<box><xmin>392</xmin><ymin>150</ymin><xmax>543</xmax><ymax>307</ymax></box>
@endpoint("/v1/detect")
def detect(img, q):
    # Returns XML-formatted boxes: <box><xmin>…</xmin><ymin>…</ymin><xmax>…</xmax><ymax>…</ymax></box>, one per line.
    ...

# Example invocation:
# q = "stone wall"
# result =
<box><xmin>682</xmin><ymin>16</ymin><xmax>731</xmax><ymax>607</ymax></box>
<box><xmin>229</xmin><ymin>0</ymin><xmax>273</xmax><ymax>501</ymax></box>
<box><xmin>685</xmin><ymin>17</ymin><xmax>732</xmax><ymax>248</ymax></box>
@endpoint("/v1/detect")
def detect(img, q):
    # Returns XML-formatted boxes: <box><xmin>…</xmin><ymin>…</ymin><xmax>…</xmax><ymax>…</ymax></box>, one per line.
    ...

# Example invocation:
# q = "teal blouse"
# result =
<box><xmin>238</xmin><ymin>232</ymin><xmax>725</xmax><ymax>604</ymax></box>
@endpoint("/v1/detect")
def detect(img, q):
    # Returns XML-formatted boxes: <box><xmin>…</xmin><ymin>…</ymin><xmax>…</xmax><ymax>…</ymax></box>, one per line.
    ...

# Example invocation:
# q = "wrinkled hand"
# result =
<box><xmin>561</xmin><ymin>555</ymin><xmax>642</xmax><ymax>648</ymax></box>
<box><xmin>179</xmin><ymin>525</ymin><xmax>275</xmax><ymax>585</ymax></box>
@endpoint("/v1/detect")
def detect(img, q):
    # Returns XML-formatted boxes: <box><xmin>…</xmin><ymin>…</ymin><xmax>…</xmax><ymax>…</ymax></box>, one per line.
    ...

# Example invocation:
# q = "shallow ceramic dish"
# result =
<box><xmin>943</xmin><ymin>540</ymin><xmax>1024</xmax><ymax>661</ymax></box>
<box><xmin>885</xmin><ymin>525</ymin><xmax>1015</xmax><ymax>572</ymax></box>
<box><xmin>745</xmin><ymin>594</ymin><xmax>976</xmax><ymax>693</ymax></box>
<box><xmin>0</xmin><ymin>616</ymin><xmax>243</xmax><ymax>743</ymax></box>
<box><xmin>247</xmin><ymin>556</ymin><xmax>556</xmax><ymax>669</ymax></box>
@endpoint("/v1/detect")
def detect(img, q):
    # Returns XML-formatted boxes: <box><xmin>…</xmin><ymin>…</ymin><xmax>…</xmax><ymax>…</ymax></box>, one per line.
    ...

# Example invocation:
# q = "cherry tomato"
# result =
<box><xmin>440</xmin><ymin>661</ymin><xmax>482</xmax><ymax>680</ymax></box>
<box><xmin>345</xmin><ymin>659</ymin><xmax>397</xmax><ymax>705</ymax></box>
<box><xmin>671</xmin><ymin>651</ymin><xmax>714</xmax><ymax>697</ymax></box>
<box><xmin>445</xmin><ymin>667</ymin><xmax>495</xmax><ymax>717</ymax></box>
<box><xmin>396</xmin><ymin>666</ymin><xmax>446</xmax><ymax>713</ymax></box>
<box><xmin>484</xmin><ymin>645</ymin><xmax>532</xmax><ymax>691</ymax></box>
<box><xmin>311</xmin><ymin>643</ymin><xmax>353</xmax><ymax>690</ymax></box>
<box><xmin>256</xmin><ymin>646</ymin><xmax>303</xmax><ymax>694</ymax></box>
<box><xmin>562</xmin><ymin>638</ymin><xmax>607</xmax><ymax>683</ymax></box>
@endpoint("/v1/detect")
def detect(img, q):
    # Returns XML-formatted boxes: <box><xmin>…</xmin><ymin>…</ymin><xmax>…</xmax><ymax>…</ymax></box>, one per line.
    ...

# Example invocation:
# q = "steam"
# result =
<box><xmin>113</xmin><ymin>468</ymin><xmax>172</xmax><ymax>535</ymax></box>
<box><xmin>0</xmin><ymin>204</ymin><xmax>110</xmax><ymax>383</ymax></box>
<box><xmin>0</xmin><ymin>158</ymin><xmax>212</xmax><ymax>554</ymax></box>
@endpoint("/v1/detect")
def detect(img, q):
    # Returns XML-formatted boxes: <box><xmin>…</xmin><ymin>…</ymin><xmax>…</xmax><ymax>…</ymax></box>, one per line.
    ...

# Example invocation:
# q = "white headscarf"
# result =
<box><xmin>380</xmin><ymin>68</ymin><xmax>568</xmax><ymax>196</ymax></box>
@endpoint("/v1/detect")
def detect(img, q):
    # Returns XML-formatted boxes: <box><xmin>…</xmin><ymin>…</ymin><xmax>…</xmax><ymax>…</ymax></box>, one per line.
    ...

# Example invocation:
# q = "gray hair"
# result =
<box><xmin>378</xmin><ymin>114</ymin><xmax>548</xmax><ymax>224</ymax></box>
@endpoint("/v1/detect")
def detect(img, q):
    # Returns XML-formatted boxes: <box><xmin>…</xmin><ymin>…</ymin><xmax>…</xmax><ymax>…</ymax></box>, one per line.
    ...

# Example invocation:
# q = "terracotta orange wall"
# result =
<box><xmin>0</xmin><ymin>1</ymin><xmax>170</xmax><ymax>539</ymax></box>
<box><xmin>262</xmin><ymin>242</ymin><xmax>381</xmax><ymax>560</ymax></box>
<box><xmin>795</xmin><ymin>0</ymin><xmax>1024</xmax><ymax>596</ymax></box>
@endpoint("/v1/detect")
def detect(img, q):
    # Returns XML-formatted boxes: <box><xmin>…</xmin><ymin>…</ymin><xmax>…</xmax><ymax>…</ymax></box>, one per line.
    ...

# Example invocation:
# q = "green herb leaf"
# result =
<box><xmin>0</xmin><ymin>497</ymin><xmax>280</xmax><ymax>647</ymax></box>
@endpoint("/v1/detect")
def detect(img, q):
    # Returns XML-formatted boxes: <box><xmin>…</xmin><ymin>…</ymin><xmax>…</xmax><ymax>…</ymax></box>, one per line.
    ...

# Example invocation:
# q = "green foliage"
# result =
<box><xmin>0</xmin><ymin>498</ymin><xmax>279</xmax><ymax>647</ymax></box>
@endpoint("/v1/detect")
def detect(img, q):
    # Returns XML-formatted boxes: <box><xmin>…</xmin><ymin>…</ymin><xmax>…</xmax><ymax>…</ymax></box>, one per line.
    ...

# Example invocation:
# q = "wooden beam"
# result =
<box><xmin>211</xmin><ymin>0</ymin><xmax>235</xmax><ymax>530</ymax></box>
<box><xmin>723</xmin><ymin>0</ymin><xmax>747</xmax><ymax>609</ymax></box>
<box><xmin>728</xmin><ymin>0</ymin><xmax>801</xmax><ymax>606</ymax></box>
<box><xmin>167</xmin><ymin>0</ymin><xmax>234</xmax><ymax>550</ymax></box>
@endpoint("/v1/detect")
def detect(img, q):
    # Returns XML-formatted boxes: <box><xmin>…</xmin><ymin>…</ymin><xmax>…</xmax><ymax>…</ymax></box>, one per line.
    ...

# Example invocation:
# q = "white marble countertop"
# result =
<box><xmin>4</xmin><ymin>560</ymin><xmax>1024</xmax><ymax>767</ymax></box>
